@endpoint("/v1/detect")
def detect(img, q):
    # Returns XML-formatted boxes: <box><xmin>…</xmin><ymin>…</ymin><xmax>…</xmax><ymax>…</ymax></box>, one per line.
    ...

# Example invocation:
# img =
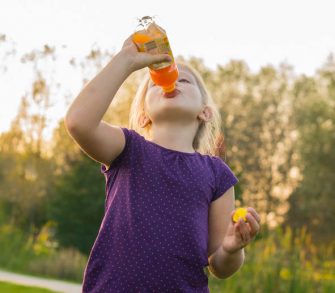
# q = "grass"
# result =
<box><xmin>206</xmin><ymin>225</ymin><xmax>335</xmax><ymax>293</ymax></box>
<box><xmin>0</xmin><ymin>223</ymin><xmax>334</xmax><ymax>292</ymax></box>
<box><xmin>0</xmin><ymin>281</ymin><xmax>57</xmax><ymax>293</ymax></box>
<box><xmin>0</xmin><ymin>223</ymin><xmax>86</xmax><ymax>283</ymax></box>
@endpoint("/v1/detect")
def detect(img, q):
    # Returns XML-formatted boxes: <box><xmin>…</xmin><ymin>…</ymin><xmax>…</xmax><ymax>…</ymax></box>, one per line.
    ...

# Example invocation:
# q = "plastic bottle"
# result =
<box><xmin>132</xmin><ymin>16</ymin><xmax>179</xmax><ymax>93</ymax></box>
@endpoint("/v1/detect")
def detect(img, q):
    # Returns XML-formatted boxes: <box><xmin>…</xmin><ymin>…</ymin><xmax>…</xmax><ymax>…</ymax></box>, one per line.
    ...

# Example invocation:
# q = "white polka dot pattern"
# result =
<box><xmin>82</xmin><ymin>127</ymin><xmax>239</xmax><ymax>292</ymax></box>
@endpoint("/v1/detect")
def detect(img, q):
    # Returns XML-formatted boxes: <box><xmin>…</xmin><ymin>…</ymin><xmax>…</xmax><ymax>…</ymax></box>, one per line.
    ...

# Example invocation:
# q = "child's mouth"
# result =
<box><xmin>163</xmin><ymin>89</ymin><xmax>180</xmax><ymax>98</ymax></box>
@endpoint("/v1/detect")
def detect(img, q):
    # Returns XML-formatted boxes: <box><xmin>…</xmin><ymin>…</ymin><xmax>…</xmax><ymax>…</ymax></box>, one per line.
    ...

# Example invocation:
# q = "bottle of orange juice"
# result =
<box><xmin>132</xmin><ymin>16</ymin><xmax>179</xmax><ymax>93</ymax></box>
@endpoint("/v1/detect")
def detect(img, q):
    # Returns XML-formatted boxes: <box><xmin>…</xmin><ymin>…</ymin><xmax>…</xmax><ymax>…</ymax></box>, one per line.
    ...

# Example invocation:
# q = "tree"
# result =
<box><xmin>286</xmin><ymin>55</ymin><xmax>335</xmax><ymax>242</ymax></box>
<box><xmin>47</xmin><ymin>153</ymin><xmax>105</xmax><ymax>255</ymax></box>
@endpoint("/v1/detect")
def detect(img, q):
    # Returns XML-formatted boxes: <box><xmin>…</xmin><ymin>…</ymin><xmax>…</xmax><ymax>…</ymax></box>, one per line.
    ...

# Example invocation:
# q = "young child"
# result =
<box><xmin>65</xmin><ymin>34</ymin><xmax>261</xmax><ymax>292</ymax></box>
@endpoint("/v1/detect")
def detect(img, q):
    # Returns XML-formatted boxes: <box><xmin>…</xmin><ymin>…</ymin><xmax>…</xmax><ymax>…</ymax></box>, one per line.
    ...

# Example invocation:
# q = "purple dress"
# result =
<box><xmin>82</xmin><ymin>127</ymin><xmax>239</xmax><ymax>292</ymax></box>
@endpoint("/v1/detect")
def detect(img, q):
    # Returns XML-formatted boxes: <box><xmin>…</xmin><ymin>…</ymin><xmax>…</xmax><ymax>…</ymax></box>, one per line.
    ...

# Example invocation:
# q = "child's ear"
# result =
<box><xmin>139</xmin><ymin>113</ymin><xmax>151</xmax><ymax>128</ymax></box>
<box><xmin>198</xmin><ymin>106</ymin><xmax>213</xmax><ymax>122</ymax></box>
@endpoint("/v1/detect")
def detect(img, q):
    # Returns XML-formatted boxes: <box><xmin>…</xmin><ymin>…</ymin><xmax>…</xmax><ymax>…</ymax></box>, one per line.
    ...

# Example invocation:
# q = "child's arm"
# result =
<box><xmin>64</xmin><ymin>52</ymin><xmax>131</xmax><ymax>167</ymax></box>
<box><xmin>64</xmin><ymin>35</ymin><xmax>171</xmax><ymax>168</ymax></box>
<box><xmin>65</xmin><ymin>52</ymin><xmax>131</xmax><ymax>132</ymax></box>
<box><xmin>208</xmin><ymin>186</ymin><xmax>244</xmax><ymax>279</ymax></box>
<box><xmin>208</xmin><ymin>243</ymin><xmax>245</xmax><ymax>279</ymax></box>
<box><xmin>208</xmin><ymin>186</ymin><xmax>260</xmax><ymax>279</ymax></box>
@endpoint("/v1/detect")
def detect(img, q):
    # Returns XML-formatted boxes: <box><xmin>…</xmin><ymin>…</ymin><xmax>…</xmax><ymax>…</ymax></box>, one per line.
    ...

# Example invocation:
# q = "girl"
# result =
<box><xmin>65</xmin><ymin>35</ymin><xmax>261</xmax><ymax>292</ymax></box>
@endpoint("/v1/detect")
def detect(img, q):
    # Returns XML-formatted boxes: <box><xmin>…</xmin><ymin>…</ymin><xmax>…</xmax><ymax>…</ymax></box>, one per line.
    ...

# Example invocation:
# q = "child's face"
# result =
<box><xmin>144</xmin><ymin>67</ymin><xmax>205</xmax><ymax>125</ymax></box>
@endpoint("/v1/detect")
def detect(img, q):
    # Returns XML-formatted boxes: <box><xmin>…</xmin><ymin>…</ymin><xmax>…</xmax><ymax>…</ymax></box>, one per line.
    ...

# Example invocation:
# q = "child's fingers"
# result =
<box><xmin>247</xmin><ymin>207</ymin><xmax>261</xmax><ymax>223</ymax></box>
<box><xmin>136</xmin><ymin>52</ymin><xmax>171</xmax><ymax>68</ymax></box>
<box><xmin>122</xmin><ymin>34</ymin><xmax>137</xmax><ymax>49</ymax></box>
<box><xmin>246</xmin><ymin>213</ymin><xmax>260</xmax><ymax>237</ymax></box>
<box><xmin>151</xmin><ymin>53</ymin><xmax>172</xmax><ymax>64</ymax></box>
<box><xmin>124</xmin><ymin>34</ymin><xmax>134</xmax><ymax>45</ymax></box>
<box><xmin>129</xmin><ymin>53</ymin><xmax>171</xmax><ymax>72</ymax></box>
<box><xmin>239</xmin><ymin>219</ymin><xmax>250</xmax><ymax>242</ymax></box>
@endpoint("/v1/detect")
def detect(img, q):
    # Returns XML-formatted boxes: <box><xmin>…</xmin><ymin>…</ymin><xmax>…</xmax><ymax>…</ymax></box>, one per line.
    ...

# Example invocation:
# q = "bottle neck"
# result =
<box><xmin>162</xmin><ymin>83</ymin><xmax>176</xmax><ymax>93</ymax></box>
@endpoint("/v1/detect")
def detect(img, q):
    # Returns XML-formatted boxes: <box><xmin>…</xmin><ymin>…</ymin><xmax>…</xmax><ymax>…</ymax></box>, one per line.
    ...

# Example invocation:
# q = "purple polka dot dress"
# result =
<box><xmin>82</xmin><ymin>127</ymin><xmax>239</xmax><ymax>292</ymax></box>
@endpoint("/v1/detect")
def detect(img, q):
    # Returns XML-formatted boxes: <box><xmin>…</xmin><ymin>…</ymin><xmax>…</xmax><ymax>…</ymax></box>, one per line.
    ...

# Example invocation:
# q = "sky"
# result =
<box><xmin>0</xmin><ymin>0</ymin><xmax>334</xmax><ymax>138</ymax></box>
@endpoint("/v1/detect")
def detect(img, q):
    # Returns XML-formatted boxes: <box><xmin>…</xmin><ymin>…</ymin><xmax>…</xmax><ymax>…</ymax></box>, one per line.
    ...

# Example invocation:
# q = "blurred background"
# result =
<box><xmin>0</xmin><ymin>0</ymin><xmax>334</xmax><ymax>292</ymax></box>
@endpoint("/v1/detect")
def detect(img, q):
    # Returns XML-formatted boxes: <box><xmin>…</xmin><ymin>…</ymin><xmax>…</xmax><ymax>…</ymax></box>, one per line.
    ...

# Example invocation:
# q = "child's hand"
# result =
<box><xmin>119</xmin><ymin>34</ymin><xmax>172</xmax><ymax>73</ymax></box>
<box><xmin>221</xmin><ymin>207</ymin><xmax>261</xmax><ymax>254</ymax></box>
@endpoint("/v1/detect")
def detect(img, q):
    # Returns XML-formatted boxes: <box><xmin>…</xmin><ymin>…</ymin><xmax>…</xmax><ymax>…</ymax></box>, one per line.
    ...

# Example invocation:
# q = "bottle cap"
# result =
<box><xmin>136</xmin><ymin>16</ymin><xmax>154</xmax><ymax>30</ymax></box>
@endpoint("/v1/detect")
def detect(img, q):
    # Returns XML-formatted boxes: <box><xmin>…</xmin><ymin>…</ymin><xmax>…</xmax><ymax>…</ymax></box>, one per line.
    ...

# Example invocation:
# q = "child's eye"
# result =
<box><xmin>150</xmin><ymin>79</ymin><xmax>189</xmax><ymax>87</ymax></box>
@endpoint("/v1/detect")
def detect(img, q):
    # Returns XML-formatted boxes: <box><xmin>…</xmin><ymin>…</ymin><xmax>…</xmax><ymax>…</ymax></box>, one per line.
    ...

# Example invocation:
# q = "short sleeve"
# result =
<box><xmin>211</xmin><ymin>157</ymin><xmax>239</xmax><ymax>202</ymax></box>
<box><xmin>100</xmin><ymin>127</ymin><xmax>138</xmax><ymax>175</ymax></box>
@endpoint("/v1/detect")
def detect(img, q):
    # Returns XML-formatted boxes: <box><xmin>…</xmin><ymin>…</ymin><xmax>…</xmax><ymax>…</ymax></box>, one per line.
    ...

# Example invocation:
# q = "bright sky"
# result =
<box><xmin>0</xmin><ymin>0</ymin><xmax>334</xmax><ymax>138</ymax></box>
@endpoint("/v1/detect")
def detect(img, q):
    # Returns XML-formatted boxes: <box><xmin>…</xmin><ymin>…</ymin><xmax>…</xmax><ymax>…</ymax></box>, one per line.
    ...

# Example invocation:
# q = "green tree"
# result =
<box><xmin>47</xmin><ymin>153</ymin><xmax>105</xmax><ymax>255</ymax></box>
<box><xmin>287</xmin><ymin>54</ymin><xmax>335</xmax><ymax>242</ymax></box>
<box><xmin>205</xmin><ymin>60</ymin><xmax>296</xmax><ymax>228</ymax></box>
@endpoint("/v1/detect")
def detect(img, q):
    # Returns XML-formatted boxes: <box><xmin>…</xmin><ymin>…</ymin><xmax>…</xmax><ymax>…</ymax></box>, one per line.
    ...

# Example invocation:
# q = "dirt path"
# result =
<box><xmin>0</xmin><ymin>269</ymin><xmax>82</xmax><ymax>293</ymax></box>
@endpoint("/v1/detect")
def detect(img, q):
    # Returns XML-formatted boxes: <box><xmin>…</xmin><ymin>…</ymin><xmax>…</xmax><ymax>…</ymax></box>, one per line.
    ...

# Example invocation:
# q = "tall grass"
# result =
<box><xmin>207</xmin><ymin>225</ymin><xmax>335</xmax><ymax>293</ymax></box>
<box><xmin>0</xmin><ymin>223</ymin><xmax>334</xmax><ymax>292</ymax></box>
<box><xmin>0</xmin><ymin>223</ymin><xmax>87</xmax><ymax>282</ymax></box>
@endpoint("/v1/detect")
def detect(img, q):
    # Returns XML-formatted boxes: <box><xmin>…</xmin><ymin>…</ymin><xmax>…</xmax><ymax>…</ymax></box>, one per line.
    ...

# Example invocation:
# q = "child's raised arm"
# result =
<box><xmin>64</xmin><ymin>34</ymin><xmax>171</xmax><ymax>168</ymax></box>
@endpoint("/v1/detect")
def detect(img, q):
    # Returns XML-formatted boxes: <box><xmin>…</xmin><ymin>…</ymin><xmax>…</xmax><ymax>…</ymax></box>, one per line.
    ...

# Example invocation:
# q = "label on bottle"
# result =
<box><xmin>138</xmin><ymin>36</ymin><xmax>174</xmax><ymax>70</ymax></box>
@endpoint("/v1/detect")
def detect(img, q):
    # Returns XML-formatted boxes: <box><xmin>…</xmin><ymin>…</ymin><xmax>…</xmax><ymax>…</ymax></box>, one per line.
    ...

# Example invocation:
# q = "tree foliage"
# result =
<box><xmin>0</xmin><ymin>35</ymin><xmax>334</xmax><ymax>256</ymax></box>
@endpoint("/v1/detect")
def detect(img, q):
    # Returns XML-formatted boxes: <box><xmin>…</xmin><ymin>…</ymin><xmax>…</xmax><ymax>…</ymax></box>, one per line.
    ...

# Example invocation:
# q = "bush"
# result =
<box><xmin>207</xmin><ymin>225</ymin><xmax>335</xmax><ymax>293</ymax></box>
<box><xmin>27</xmin><ymin>247</ymin><xmax>87</xmax><ymax>282</ymax></box>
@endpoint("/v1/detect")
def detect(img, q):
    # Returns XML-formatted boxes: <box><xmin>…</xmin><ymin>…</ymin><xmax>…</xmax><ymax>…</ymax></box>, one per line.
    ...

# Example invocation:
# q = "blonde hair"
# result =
<box><xmin>129</xmin><ymin>61</ymin><xmax>224</xmax><ymax>157</ymax></box>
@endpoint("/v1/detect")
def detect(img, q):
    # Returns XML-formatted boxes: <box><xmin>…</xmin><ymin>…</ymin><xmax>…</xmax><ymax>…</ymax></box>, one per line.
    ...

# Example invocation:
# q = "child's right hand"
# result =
<box><xmin>119</xmin><ymin>34</ymin><xmax>172</xmax><ymax>73</ymax></box>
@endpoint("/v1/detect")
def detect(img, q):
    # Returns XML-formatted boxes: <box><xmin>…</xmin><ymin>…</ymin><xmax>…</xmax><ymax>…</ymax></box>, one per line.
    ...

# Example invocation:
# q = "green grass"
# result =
<box><xmin>0</xmin><ymin>224</ymin><xmax>334</xmax><ymax>292</ymax></box>
<box><xmin>0</xmin><ymin>281</ymin><xmax>57</xmax><ymax>293</ymax></box>
<box><xmin>0</xmin><ymin>224</ymin><xmax>86</xmax><ymax>283</ymax></box>
<box><xmin>205</xmin><ymin>225</ymin><xmax>335</xmax><ymax>293</ymax></box>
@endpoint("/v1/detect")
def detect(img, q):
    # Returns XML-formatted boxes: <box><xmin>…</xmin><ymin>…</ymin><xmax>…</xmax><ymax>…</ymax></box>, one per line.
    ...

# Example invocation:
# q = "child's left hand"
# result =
<box><xmin>221</xmin><ymin>207</ymin><xmax>261</xmax><ymax>254</ymax></box>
